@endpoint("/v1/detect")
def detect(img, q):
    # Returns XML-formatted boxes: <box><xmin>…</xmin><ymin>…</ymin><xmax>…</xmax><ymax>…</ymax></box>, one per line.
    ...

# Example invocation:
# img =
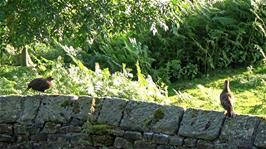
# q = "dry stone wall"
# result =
<box><xmin>0</xmin><ymin>95</ymin><xmax>265</xmax><ymax>149</ymax></box>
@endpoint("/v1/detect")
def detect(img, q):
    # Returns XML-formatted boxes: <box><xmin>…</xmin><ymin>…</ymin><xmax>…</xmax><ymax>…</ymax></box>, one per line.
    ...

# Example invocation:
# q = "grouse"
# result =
<box><xmin>25</xmin><ymin>76</ymin><xmax>54</xmax><ymax>93</ymax></box>
<box><xmin>220</xmin><ymin>80</ymin><xmax>235</xmax><ymax>117</ymax></box>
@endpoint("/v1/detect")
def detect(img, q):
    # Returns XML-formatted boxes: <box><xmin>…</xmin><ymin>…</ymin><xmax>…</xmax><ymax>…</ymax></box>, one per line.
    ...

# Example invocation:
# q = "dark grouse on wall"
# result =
<box><xmin>25</xmin><ymin>76</ymin><xmax>54</xmax><ymax>92</ymax></box>
<box><xmin>220</xmin><ymin>80</ymin><xmax>235</xmax><ymax>117</ymax></box>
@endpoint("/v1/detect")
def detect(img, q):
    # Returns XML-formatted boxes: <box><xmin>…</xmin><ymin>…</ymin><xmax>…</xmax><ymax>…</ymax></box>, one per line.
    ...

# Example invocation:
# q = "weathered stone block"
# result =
<box><xmin>179</xmin><ymin>108</ymin><xmax>225</xmax><ymax>140</ymax></box>
<box><xmin>183</xmin><ymin>138</ymin><xmax>197</xmax><ymax>147</ymax></box>
<box><xmin>43</xmin><ymin>142</ymin><xmax>61</xmax><ymax>149</ymax></box>
<box><xmin>14</xmin><ymin>124</ymin><xmax>27</xmax><ymax>134</ymax></box>
<box><xmin>30</xmin><ymin>133</ymin><xmax>47</xmax><ymax>142</ymax></box>
<box><xmin>15</xmin><ymin>143</ymin><xmax>32</xmax><ymax>149</ymax></box>
<box><xmin>212</xmin><ymin>143</ymin><xmax>244</xmax><ymax>149</ymax></box>
<box><xmin>124</xmin><ymin>131</ymin><xmax>142</xmax><ymax>140</ymax></box>
<box><xmin>72</xmin><ymin>96</ymin><xmax>93</xmax><ymax>121</ymax></box>
<box><xmin>35</xmin><ymin>95</ymin><xmax>79</xmax><ymax>124</ymax></box>
<box><xmin>25</xmin><ymin>124</ymin><xmax>40</xmax><ymax>135</ymax></box>
<box><xmin>0</xmin><ymin>124</ymin><xmax>13</xmax><ymax>134</ymax></box>
<box><xmin>59</xmin><ymin>126</ymin><xmax>69</xmax><ymax>133</ymax></box>
<box><xmin>92</xmin><ymin>135</ymin><xmax>114</xmax><ymax>146</ymax></box>
<box><xmin>254</xmin><ymin>119</ymin><xmax>266</xmax><ymax>148</ymax></box>
<box><xmin>152</xmin><ymin>105</ymin><xmax>184</xmax><ymax>135</ymax></box>
<box><xmin>70</xmin><ymin>118</ymin><xmax>85</xmax><ymax>126</ymax></box>
<box><xmin>120</xmin><ymin>101</ymin><xmax>160</xmax><ymax>131</ymax></box>
<box><xmin>0</xmin><ymin>134</ymin><xmax>14</xmax><ymax>142</ymax></box>
<box><xmin>219</xmin><ymin>115</ymin><xmax>260</xmax><ymax>147</ymax></box>
<box><xmin>34</xmin><ymin>141</ymin><xmax>72</xmax><ymax>149</ymax></box>
<box><xmin>0</xmin><ymin>143</ymin><xmax>9</xmax><ymax>148</ymax></box>
<box><xmin>68</xmin><ymin>133</ymin><xmax>92</xmax><ymax>145</ymax></box>
<box><xmin>59</xmin><ymin>125</ymin><xmax>82</xmax><ymax>133</ymax></box>
<box><xmin>99</xmin><ymin>147</ymin><xmax>116</xmax><ymax>149</ymax></box>
<box><xmin>0</xmin><ymin>143</ymin><xmax>31</xmax><ymax>149</ymax></box>
<box><xmin>153</xmin><ymin>133</ymin><xmax>169</xmax><ymax>144</ymax></box>
<box><xmin>107</xmin><ymin>129</ymin><xmax>125</xmax><ymax>137</ymax></box>
<box><xmin>19</xmin><ymin>96</ymin><xmax>41</xmax><ymax>124</ymax></box>
<box><xmin>72</xmin><ymin>144</ymin><xmax>96</xmax><ymax>149</ymax></box>
<box><xmin>42</xmin><ymin>122</ymin><xmax>61</xmax><ymax>133</ymax></box>
<box><xmin>114</xmin><ymin>137</ymin><xmax>133</xmax><ymax>149</ymax></box>
<box><xmin>0</xmin><ymin>96</ymin><xmax>22</xmax><ymax>123</ymax></box>
<box><xmin>197</xmin><ymin>140</ymin><xmax>214</xmax><ymax>149</ymax></box>
<box><xmin>212</xmin><ymin>143</ymin><xmax>229</xmax><ymax>149</ymax></box>
<box><xmin>169</xmin><ymin>136</ymin><xmax>183</xmax><ymax>146</ymax></box>
<box><xmin>144</xmin><ymin>132</ymin><xmax>154</xmax><ymax>141</ymax></box>
<box><xmin>157</xmin><ymin>145</ymin><xmax>176</xmax><ymax>149</ymax></box>
<box><xmin>78</xmin><ymin>134</ymin><xmax>93</xmax><ymax>145</ymax></box>
<box><xmin>17</xmin><ymin>134</ymin><xmax>29</xmax><ymax>142</ymax></box>
<box><xmin>47</xmin><ymin>134</ymin><xmax>68</xmax><ymax>142</ymax></box>
<box><xmin>134</xmin><ymin>140</ymin><xmax>156</xmax><ymax>149</ymax></box>
<box><xmin>97</xmin><ymin>98</ymin><xmax>127</xmax><ymax>126</ymax></box>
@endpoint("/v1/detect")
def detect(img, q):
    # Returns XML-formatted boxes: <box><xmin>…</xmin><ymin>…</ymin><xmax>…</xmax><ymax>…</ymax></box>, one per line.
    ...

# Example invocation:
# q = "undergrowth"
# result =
<box><xmin>0</xmin><ymin>55</ymin><xmax>169</xmax><ymax>104</ymax></box>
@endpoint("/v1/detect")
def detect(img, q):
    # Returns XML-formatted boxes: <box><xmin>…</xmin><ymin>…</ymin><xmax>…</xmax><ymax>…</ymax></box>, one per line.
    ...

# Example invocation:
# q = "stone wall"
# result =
<box><xmin>0</xmin><ymin>95</ymin><xmax>265</xmax><ymax>149</ymax></box>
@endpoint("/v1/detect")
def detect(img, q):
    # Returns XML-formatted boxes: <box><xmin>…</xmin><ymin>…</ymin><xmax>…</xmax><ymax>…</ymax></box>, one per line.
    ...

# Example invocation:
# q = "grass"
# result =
<box><xmin>0</xmin><ymin>62</ymin><xmax>265</xmax><ymax>116</ymax></box>
<box><xmin>169</xmin><ymin>63</ymin><xmax>266</xmax><ymax>116</ymax></box>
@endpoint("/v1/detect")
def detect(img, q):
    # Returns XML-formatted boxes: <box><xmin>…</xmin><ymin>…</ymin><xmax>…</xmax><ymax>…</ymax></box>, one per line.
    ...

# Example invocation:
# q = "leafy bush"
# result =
<box><xmin>83</xmin><ymin>35</ymin><xmax>154</xmax><ymax>74</ymax></box>
<box><xmin>147</xmin><ymin>0</ymin><xmax>266</xmax><ymax>81</ymax></box>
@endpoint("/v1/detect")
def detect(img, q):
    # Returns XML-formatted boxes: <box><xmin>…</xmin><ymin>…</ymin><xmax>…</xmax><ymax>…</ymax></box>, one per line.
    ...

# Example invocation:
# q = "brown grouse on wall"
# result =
<box><xmin>25</xmin><ymin>76</ymin><xmax>54</xmax><ymax>93</ymax></box>
<box><xmin>220</xmin><ymin>80</ymin><xmax>235</xmax><ymax>117</ymax></box>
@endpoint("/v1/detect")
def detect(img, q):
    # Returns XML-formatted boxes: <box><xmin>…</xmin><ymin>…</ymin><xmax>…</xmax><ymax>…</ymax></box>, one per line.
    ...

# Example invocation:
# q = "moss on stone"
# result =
<box><xmin>153</xmin><ymin>108</ymin><xmax>165</xmax><ymax>122</ymax></box>
<box><xmin>144</xmin><ymin>108</ymin><xmax>165</xmax><ymax>128</ymax></box>
<box><xmin>83</xmin><ymin>123</ymin><xmax>114</xmax><ymax>135</ymax></box>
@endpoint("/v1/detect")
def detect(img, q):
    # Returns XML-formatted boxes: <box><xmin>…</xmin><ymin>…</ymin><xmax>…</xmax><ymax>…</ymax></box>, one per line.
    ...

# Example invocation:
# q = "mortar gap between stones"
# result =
<box><xmin>175</xmin><ymin>108</ymin><xmax>185</xmax><ymax>135</ymax></box>
<box><xmin>118</xmin><ymin>100</ymin><xmax>129</xmax><ymax>127</ymax></box>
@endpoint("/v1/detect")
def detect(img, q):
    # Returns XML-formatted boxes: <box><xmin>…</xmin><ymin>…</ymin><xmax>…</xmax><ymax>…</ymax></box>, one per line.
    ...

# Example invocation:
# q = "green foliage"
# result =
<box><xmin>84</xmin><ymin>35</ymin><xmax>154</xmax><ymax>74</ymax></box>
<box><xmin>1</xmin><ymin>0</ymin><xmax>266</xmax><ymax>82</ymax></box>
<box><xmin>147</xmin><ymin>0</ymin><xmax>266</xmax><ymax>81</ymax></box>
<box><xmin>0</xmin><ymin>45</ymin><xmax>169</xmax><ymax>104</ymax></box>
<box><xmin>0</xmin><ymin>0</ymin><xmax>160</xmax><ymax>49</ymax></box>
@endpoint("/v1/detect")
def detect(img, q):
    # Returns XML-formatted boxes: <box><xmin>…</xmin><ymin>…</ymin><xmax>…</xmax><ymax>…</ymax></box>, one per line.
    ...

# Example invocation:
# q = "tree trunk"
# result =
<box><xmin>15</xmin><ymin>47</ymin><xmax>35</xmax><ymax>67</ymax></box>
